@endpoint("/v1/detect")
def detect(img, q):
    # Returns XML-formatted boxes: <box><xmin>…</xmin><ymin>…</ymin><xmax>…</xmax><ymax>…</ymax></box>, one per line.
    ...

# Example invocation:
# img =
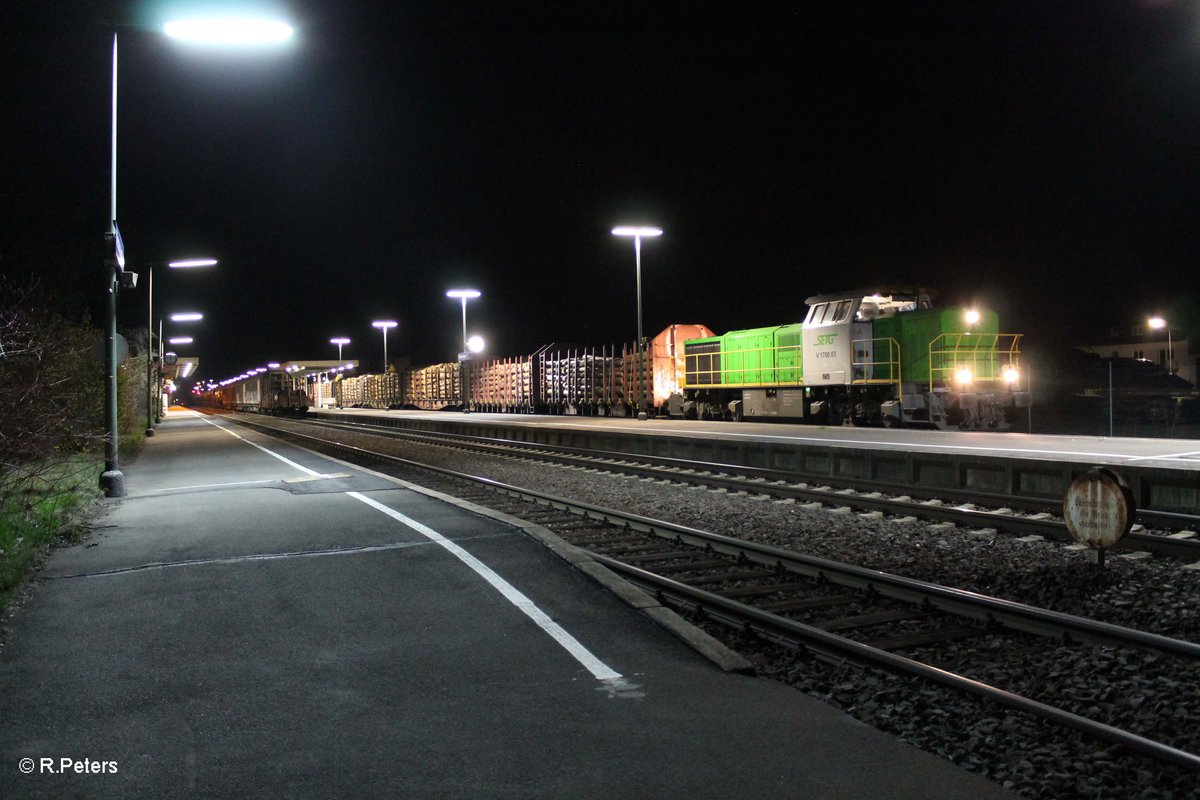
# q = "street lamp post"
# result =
<box><xmin>446</xmin><ymin>290</ymin><xmax>482</xmax><ymax>412</ymax></box>
<box><xmin>372</xmin><ymin>321</ymin><xmax>397</xmax><ymax>370</ymax></box>
<box><xmin>611</xmin><ymin>226</ymin><xmax>662</xmax><ymax>346</ymax></box>
<box><xmin>99</xmin><ymin>14</ymin><xmax>293</xmax><ymax>498</ymax></box>
<box><xmin>1148</xmin><ymin>316</ymin><xmax>1172</xmax><ymax>375</ymax></box>
<box><xmin>146</xmin><ymin>258</ymin><xmax>216</xmax><ymax>437</ymax></box>
<box><xmin>612</xmin><ymin>226</ymin><xmax>662</xmax><ymax>420</ymax></box>
<box><xmin>330</xmin><ymin>337</ymin><xmax>351</xmax><ymax>362</ymax></box>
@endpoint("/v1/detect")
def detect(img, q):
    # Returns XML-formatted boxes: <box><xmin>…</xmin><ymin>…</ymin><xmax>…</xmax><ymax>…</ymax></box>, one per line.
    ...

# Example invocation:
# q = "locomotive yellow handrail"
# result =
<box><xmin>851</xmin><ymin>337</ymin><xmax>901</xmax><ymax>387</ymax></box>
<box><xmin>928</xmin><ymin>332</ymin><xmax>1022</xmax><ymax>391</ymax></box>
<box><xmin>682</xmin><ymin>343</ymin><xmax>804</xmax><ymax>388</ymax></box>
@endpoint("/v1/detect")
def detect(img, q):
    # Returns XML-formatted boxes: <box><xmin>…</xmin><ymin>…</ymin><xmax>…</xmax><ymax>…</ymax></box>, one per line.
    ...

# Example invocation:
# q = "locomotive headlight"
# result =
<box><xmin>964</xmin><ymin>309</ymin><xmax>981</xmax><ymax>326</ymax></box>
<box><xmin>955</xmin><ymin>367</ymin><xmax>974</xmax><ymax>384</ymax></box>
<box><xmin>1003</xmin><ymin>366</ymin><xmax>1020</xmax><ymax>384</ymax></box>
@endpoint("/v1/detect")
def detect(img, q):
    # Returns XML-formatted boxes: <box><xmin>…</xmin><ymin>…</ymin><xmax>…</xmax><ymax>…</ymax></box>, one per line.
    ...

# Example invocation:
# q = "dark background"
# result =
<box><xmin>4</xmin><ymin>1</ymin><xmax>1199</xmax><ymax>382</ymax></box>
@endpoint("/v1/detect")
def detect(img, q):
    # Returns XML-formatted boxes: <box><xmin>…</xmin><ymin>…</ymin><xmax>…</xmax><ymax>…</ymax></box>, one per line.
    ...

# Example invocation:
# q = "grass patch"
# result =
<box><xmin>0</xmin><ymin>457</ymin><xmax>102</xmax><ymax>611</ymax></box>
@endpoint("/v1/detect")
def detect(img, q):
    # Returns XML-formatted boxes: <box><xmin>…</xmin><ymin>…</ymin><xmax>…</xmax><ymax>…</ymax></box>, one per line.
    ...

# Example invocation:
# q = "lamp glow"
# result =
<box><xmin>467</xmin><ymin>335</ymin><xmax>485</xmax><ymax>354</ymax></box>
<box><xmin>1003</xmin><ymin>366</ymin><xmax>1020</xmax><ymax>385</ymax></box>
<box><xmin>612</xmin><ymin>226</ymin><xmax>663</xmax><ymax>238</ymax></box>
<box><xmin>171</xmin><ymin>312</ymin><xmax>203</xmax><ymax>322</ymax></box>
<box><xmin>964</xmin><ymin>309</ymin><xmax>981</xmax><ymax>325</ymax></box>
<box><xmin>955</xmin><ymin>367</ymin><xmax>974</xmax><ymax>384</ymax></box>
<box><xmin>168</xmin><ymin>258</ymin><xmax>218</xmax><ymax>268</ymax></box>
<box><xmin>164</xmin><ymin>18</ymin><xmax>294</xmax><ymax>45</ymax></box>
<box><xmin>167</xmin><ymin>336</ymin><xmax>193</xmax><ymax>345</ymax></box>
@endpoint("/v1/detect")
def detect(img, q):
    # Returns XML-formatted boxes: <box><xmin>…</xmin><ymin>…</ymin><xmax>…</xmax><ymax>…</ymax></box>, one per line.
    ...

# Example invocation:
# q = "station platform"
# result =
<box><xmin>0</xmin><ymin>410</ymin><xmax>1013</xmax><ymax>799</ymax></box>
<box><xmin>321</xmin><ymin>406</ymin><xmax>1200</xmax><ymax>470</ymax></box>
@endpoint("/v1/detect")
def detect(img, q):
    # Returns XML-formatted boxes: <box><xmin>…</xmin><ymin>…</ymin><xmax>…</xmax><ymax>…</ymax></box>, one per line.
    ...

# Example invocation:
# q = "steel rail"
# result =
<box><xmin>304</xmin><ymin>413</ymin><xmax>1200</xmax><ymax>558</ymax></box>
<box><xmin>310</xmin><ymin>411</ymin><xmax>1196</xmax><ymax>525</ymax></box>
<box><xmin>598</xmin><ymin>555</ymin><xmax>1200</xmax><ymax>773</ymax></box>
<box><xmin>227</xmin><ymin>413</ymin><xmax>1200</xmax><ymax>658</ymax></box>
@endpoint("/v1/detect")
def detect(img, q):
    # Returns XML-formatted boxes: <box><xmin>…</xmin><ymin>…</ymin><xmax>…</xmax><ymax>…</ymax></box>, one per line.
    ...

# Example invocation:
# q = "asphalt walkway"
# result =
<box><xmin>0</xmin><ymin>410</ymin><xmax>1013</xmax><ymax>798</ymax></box>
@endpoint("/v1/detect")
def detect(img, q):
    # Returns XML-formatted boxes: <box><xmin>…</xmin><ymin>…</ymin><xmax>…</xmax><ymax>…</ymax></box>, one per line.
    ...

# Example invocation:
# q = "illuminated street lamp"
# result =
<box><xmin>372</xmin><ymin>320</ymin><xmax>398</xmax><ymax>369</ymax></box>
<box><xmin>99</xmin><ymin>13</ymin><xmax>292</xmax><ymax>498</ymax></box>
<box><xmin>1148</xmin><ymin>316</ymin><xmax>1173</xmax><ymax>374</ymax></box>
<box><xmin>446</xmin><ymin>290</ymin><xmax>482</xmax><ymax>413</ymax></box>
<box><xmin>611</xmin><ymin>226</ymin><xmax>662</xmax><ymax>346</ymax></box>
<box><xmin>146</xmin><ymin>258</ymin><xmax>216</xmax><ymax>437</ymax></box>
<box><xmin>445</xmin><ymin>289</ymin><xmax>481</xmax><ymax>352</ymax></box>
<box><xmin>330</xmin><ymin>337</ymin><xmax>351</xmax><ymax>362</ymax></box>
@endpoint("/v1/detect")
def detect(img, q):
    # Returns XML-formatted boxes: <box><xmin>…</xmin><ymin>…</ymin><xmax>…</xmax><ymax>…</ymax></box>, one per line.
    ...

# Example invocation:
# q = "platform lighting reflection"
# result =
<box><xmin>171</xmin><ymin>312</ymin><xmax>203</xmax><ymax>322</ymax></box>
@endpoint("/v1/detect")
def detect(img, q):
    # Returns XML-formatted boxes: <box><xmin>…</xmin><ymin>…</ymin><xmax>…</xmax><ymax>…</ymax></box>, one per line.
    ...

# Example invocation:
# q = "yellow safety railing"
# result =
<box><xmin>683</xmin><ymin>344</ymin><xmax>803</xmax><ymax>388</ymax></box>
<box><xmin>928</xmin><ymin>333</ymin><xmax>1022</xmax><ymax>391</ymax></box>
<box><xmin>851</xmin><ymin>337</ymin><xmax>901</xmax><ymax>386</ymax></box>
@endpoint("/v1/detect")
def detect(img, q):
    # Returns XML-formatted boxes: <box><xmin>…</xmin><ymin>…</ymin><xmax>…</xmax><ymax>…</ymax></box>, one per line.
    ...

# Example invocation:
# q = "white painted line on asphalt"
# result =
<box><xmin>200</xmin><ymin>415</ymin><xmax>323</xmax><ymax>477</ymax></box>
<box><xmin>200</xmin><ymin>413</ymin><xmax>623</xmax><ymax>683</ymax></box>
<box><xmin>144</xmin><ymin>479</ymin><xmax>279</xmax><ymax>493</ymax></box>
<box><xmin>1124</xmin><ymin>450</ymin><xmax>1200</xmax><ymax>463</ymax></box>
<box><xmin>347</xmin><ymin>491</ymin><xmax>623</xmax><ymax>683</ymax></box>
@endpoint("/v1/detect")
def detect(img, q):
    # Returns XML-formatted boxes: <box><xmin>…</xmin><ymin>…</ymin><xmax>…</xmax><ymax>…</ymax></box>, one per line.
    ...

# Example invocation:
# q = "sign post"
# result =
<box><xmin>1062</xmin><ymin>468</ymin><xmax>1135</xmax><ymax>568</ymax></box>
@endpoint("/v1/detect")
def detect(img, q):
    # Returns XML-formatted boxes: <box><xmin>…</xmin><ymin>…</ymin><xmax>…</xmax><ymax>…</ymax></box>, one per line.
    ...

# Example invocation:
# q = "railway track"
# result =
<box><xmin>302</xmin><ymin>411</ymin><xmax>1200</xmax><ymax>560</ymax></box>
<box><xmin>214</xmin><ymin>411</ymin><xmax>1200</xmax><ymax>775</ymax></box>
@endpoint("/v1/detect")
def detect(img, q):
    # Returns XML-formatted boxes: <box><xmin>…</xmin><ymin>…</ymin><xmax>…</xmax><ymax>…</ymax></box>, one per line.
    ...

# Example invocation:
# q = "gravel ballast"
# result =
<box><xmin>266</xmin><ymin>418</ymin><xmax>1200</xmax><ymax>799</ymax></box>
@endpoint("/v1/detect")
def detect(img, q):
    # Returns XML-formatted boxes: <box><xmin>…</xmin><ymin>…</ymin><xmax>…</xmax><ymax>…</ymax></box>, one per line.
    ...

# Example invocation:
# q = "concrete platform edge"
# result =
<box><xmin>257</xmin><ymin>425</ymin><xmax>756</xmax><ymax>674</ymax></box>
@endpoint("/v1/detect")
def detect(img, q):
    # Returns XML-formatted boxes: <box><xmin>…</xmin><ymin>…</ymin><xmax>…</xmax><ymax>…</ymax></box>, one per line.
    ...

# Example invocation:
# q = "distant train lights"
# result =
<box><xmin>612</xmin><ymin>226</ymin><xmax>663</xmax><ymax>346</ymax></box>
<box><xmin>1003</xmin><ymin>366</ymin><xmax>1021</xmax><ymax>385</ymax></box>
<box><xmin>330</xmin><ymin>337</ymin><xmax>351</xmax><ymax>361</ymax></box>
<box><xmin>954</xmin><ymin>367</ymin><xmax>974</xmax><ymax>385</ymax></box>
<box><xmin>372</xmin><ymin>320</ymin><xmax>398</xmax><ymax>369</ymax></box>
<box><xmin>1148</xmin><ymin>316</ymin><xmax>1173</xmax><ymax>374</ymax></box>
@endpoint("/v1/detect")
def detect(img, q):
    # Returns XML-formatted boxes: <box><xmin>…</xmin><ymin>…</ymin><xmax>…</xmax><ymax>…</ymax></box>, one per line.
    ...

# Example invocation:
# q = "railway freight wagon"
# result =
<box><xmin>394</xmin><ymin>324</ymin><xmax>713</xmax><ymax>415</ymax></box>
<box><xmin>682</xmin><ymin>288</ymin><xmax>1029</xmax><ymax>430</ymax></box>
<box><xmin>208</xmin><ymin>368</ymin><xmax>308</xmax><ymax>415</ymax></box>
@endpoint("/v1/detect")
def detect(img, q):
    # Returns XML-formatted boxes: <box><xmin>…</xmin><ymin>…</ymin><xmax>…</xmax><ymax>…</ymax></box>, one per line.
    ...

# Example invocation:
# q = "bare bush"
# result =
<box><xmin>0</xmin><ymin>277</ymin><xmax>104</xmax><ymax>479</ymax></box>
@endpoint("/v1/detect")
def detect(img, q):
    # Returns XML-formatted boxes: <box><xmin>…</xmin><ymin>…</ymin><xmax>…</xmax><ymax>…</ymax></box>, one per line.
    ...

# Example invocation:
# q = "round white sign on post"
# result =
<box><xmin>1062</xmin><ymin>468</ymin><xmax>1135</xmax><ymax>550</ymax></box>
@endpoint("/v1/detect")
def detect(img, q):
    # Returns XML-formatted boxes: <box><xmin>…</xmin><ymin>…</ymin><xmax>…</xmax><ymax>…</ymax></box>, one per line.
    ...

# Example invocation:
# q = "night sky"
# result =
<box><xmin>4</xmin><ymin>1</ymin><xmax>1200</xmax><ymax>383</ymax></box>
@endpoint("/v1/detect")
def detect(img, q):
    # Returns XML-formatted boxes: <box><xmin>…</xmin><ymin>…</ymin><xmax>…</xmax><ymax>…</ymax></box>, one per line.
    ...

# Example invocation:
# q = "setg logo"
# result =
<box><xmin>815</xmin><ymin>334</ymin><xmax>837</xmax><ymax>346</ymax></box>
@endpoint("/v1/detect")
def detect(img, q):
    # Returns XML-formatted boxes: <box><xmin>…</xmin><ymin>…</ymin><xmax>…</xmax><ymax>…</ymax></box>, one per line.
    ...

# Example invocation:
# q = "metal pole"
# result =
<box><xmin>1167</xmin><ymin>328</ymin><xmax>1173</xmax><ymax>375</ymax></box>
<box><xmin>156</xmin><ymin>318</ymin><xmax>162</xmax><ymax>422</ymax></box>
<box><xmin>382</xmin><ymin>328</ymin><xmax>388</xmax><ymax>370</ymax></box>
<box><xmin>100</xmin><ymin>31</ymin><xmax>124</xmax><ymax>498</ymax></box>
<box><xmin>1108</xmin><ymin>360</ymin><xmax>1114</xmax><ymax>438</ymax></box>
<box><xmin>460</xmin><ymin>296</ymin><xmax>468</xmax><ymax>350</ymax></box>
<box><xmin>634</xmin><ymin>235</ymin><xmax>643</xmax><ymax>346</ymax></box>
<box><xmin>145</xmin><ymin>267</ymin><xmax>154</xmax><ymax>436</ymax></box>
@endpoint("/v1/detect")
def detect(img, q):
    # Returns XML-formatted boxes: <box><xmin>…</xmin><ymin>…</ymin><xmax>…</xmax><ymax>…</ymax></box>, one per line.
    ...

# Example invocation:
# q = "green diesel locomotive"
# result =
<box><xmin>680</xmin><ymin>287</ymin><xmax>1028</xmax><ymax>429</ymax></box>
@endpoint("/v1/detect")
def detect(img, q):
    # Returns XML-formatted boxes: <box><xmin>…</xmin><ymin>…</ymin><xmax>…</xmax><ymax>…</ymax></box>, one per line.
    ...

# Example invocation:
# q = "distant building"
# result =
<box><xmin>1077</xmin><ymin>323</ymin><xmax>1195</xmax><ymax>386</ymax></box>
